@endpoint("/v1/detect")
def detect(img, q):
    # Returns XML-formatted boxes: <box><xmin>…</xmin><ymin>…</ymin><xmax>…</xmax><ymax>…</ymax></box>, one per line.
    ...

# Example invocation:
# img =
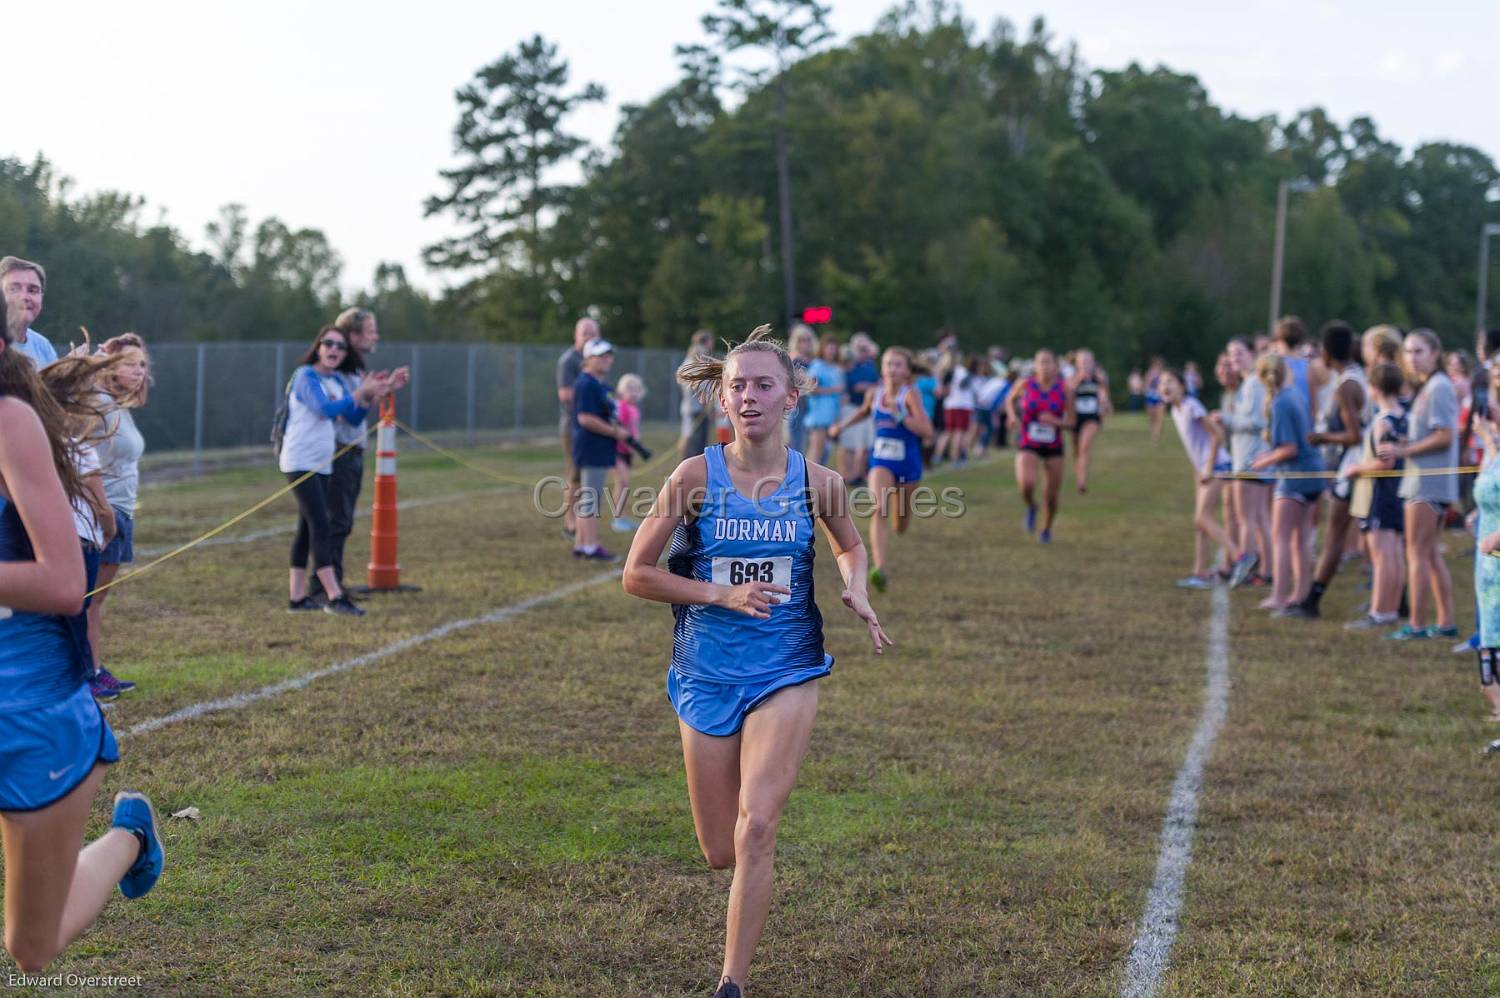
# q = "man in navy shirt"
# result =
<box><xmin>572</xmin><ymin>339</ymin><xmax>630</xmax><ymax>561</ymax></box>
<box><xmin>558</xmin><ymin>318</ymin><xmax>600</xmax><ymax>538</ymax></box>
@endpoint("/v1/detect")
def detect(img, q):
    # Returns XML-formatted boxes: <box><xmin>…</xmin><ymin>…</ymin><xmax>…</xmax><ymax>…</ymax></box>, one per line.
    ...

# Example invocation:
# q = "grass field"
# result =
<box><xmin>13</xmin><ymin>415</ymin><xmax>1500</xmax><ymax>995</ymax></box>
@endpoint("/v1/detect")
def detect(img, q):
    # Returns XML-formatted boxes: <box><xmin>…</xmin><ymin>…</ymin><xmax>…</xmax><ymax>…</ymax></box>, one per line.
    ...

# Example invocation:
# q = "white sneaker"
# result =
<box><xmin>611</xmin><ymin>517</ymin><xmax>637</xmax><ymax>533</ymax></box>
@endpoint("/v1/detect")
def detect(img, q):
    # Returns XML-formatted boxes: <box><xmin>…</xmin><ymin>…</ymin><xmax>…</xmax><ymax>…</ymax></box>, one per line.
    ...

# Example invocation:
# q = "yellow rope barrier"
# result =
<box><xmin>86</xmin><ymin>428</ymin><xmax>375</xmax><ymax>598</ymax></box>
<box><xmin>391</xmin><ymin>419</ymin><xmax>549</xmax><ymax>490</ymax></box>
<box><xmin>1215</xmin><ymin>465</ymin><xmax>1481</xmax><ymax>481</ymax></box>
<box><xmin>85</xmin><ymin>414</ymin><xmax>695</xmax><ymax>599</ymax></box>
<box><xmin>394</xmin><ymin>416</ymin><xmax>693</xmax><ymax>495</ymax></box>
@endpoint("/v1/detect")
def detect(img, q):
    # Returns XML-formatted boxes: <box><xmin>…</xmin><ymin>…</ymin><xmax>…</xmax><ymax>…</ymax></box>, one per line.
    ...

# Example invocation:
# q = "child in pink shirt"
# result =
<box><xmin>612</xmin><ymin>374</ymin><xmax>645</xmax><ymax>532</ymax></box>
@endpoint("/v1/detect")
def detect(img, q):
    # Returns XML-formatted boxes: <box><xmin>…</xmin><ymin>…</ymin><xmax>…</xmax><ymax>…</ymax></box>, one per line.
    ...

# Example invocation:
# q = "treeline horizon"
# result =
<box><xmin>3</xmin><ymin>3</ymin><xmax>1497</xmax><ymax>376</ymax></box>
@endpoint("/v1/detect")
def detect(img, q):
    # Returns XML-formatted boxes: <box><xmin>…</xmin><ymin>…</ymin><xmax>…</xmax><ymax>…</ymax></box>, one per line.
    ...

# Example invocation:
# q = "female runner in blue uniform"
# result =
<box><xmin>828</xmin><ymin>346</ymin><xmax>932</xmax><ymax>592</ymax></box>
<box><xmin>623</xmin><ymin>326</ymin><xmax>891</xmax><ymax>998</ymax></box>
<box><xmin>0</xmin><ymin>310</ymin><xmax>164</xmax><ymax>973</ymax></box>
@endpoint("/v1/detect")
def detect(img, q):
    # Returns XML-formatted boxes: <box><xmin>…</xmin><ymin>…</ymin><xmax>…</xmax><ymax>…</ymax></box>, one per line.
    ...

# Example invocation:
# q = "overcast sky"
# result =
<box><xmin>8</xmin><ymin>0</ymin><xmax>1496</xmax><ymax>297</ymax></box>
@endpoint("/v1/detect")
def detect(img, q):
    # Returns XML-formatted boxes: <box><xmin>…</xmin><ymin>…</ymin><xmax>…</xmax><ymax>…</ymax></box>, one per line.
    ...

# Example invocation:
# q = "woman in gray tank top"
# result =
<box><xmin>1379</xmin><ymin>329</ymin><xmax>1458</xmax><ymax>640</ymax></box>
<box><xmin>1219</xmin><ymin>338</ymin><xmax>1271</xmax><ymax>582</ymax></box>
<box><xmin>88</xmin><ymin>334</ymin><xmax>151</xmax><ymax>698</ymax></box>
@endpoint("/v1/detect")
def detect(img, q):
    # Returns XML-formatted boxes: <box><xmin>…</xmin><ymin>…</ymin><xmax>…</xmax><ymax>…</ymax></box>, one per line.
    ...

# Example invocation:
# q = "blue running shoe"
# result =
<box><xmin>1384</xmin><ymin>624</ymin><xmax>1430</xmax><ymax>642</ymax></box>
<box><xmin>1039</xmin><ymin>528</ymin><xmax>1052</xmax><ymax>544</ymax></box>
<box><xmin>1025</xmin><ymin>506</ymin><xmax>1037</xmax><ymax>534</ymax></box>
<box><xmin>1228</xmin><ymin>552</ymin><xmax>1259</xmax><ymax>590</ymax></box>
<box><xmin>1427</xmin><ymin>625</ymin><xmax>1460</xmax><ymax>640</ymax></box>
<box><xmin>112</xmin><ymin>791</ymin><xmax>165</xmax><ymax>899</ymax></box>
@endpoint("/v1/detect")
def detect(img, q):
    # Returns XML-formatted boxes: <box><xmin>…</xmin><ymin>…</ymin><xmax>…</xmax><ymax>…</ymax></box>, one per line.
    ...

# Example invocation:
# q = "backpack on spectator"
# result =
<box><xmin>270</xmin><ymin>374</ymin><xmax>295</xmax><ymax>456</ymax></box>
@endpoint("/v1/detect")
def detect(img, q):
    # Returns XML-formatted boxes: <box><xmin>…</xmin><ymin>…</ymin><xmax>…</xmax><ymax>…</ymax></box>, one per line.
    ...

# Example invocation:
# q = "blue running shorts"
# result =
<box><xmin>668</xmin><ymin>658</ymin><xmax>833</xmax><ymax>737</ymax></box>
<box><xmin>870</xmin><ymin>456</ymin><xmax>922</xmax><ymax>485</ymax></box>
<box><xmin>0</xmin><ymin>684</ymin><xmax>120</xmax><ymax>812</ymax></box>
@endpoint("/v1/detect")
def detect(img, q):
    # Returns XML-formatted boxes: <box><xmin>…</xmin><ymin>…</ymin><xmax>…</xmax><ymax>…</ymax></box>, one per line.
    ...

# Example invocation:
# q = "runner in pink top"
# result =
<box><xmin>1006</xmin><ymin>349</ymin><xmax>1072</xmax><ymax>543</ymax></box>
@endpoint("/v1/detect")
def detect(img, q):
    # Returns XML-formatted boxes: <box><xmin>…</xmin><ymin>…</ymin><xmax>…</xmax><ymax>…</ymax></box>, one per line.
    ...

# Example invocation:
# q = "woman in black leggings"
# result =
<box><xmin>277</xmin><ymin>326</ymin><xmax>387</xmax><ymax>615</ymax></box>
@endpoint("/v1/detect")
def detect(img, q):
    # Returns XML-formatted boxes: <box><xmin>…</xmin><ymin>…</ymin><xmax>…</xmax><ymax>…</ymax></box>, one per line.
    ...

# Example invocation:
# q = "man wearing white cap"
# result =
<box><xmin>572</xmin><ymin>338</ymin><xmax>631</xmax><ymax>561</ymax></box>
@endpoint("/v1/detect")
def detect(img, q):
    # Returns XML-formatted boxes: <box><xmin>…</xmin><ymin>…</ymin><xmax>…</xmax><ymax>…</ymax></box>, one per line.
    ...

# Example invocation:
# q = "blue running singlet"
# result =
<box><xmin>0</xmin><ymin>400</ymin><xmax>119</xmax><ymax>811</ymax></box>
<box><xmin>869</xmin><ymin>386</ymin><xmax>924</xmax><ymax>484</ymax></box>
<box><xmin>0</xmin><ymin>497</ymin><xmax>89</xmax><ymax>710</ymax></box>
<box><xmin>667</xmin><ymin>446</ymin><xmax>831</xmax><ymax>687</ymax></box>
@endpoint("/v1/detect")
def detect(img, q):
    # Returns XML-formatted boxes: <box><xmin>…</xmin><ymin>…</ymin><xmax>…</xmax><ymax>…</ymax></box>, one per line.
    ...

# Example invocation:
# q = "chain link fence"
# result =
<box><xmin>132</xmin><ymin>342</ymin><xmax>689</xmax><ymax>469</ymax></box>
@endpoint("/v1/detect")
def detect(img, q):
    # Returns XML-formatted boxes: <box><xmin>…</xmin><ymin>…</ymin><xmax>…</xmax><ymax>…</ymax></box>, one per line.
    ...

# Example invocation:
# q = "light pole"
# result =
<box><xmin>1267</xmin><ymin>178</ymin><xmax>1317</xmax><ymax>335</ymax></box>
<box><xmin>1478</xmin><ymin>222</ymin><xmax>1500</xmax><ymax>334</ymax></box>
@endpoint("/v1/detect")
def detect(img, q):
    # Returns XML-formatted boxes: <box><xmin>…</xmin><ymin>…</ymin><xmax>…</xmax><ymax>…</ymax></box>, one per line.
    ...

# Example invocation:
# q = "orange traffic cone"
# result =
<box><xmin>366</xmin><ymin>396</ymin><xmax>416</xmax><ymax>591</ymax></box>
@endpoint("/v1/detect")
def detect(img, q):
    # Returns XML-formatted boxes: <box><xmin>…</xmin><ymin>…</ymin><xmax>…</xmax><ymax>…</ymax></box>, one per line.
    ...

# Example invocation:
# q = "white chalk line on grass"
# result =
<box><xmin>132</xmin><ymin>487</ymin><xmax>514</xmax><ymax>559</ymax></box>
<box><xmin>121</xmin><ymin>570</ymin><xmax>619</xmax><ymax>739</ymax></box>
<box><xmin>1119</xmin><ymin>583</ymin><xmax>1231</xmax><ymax>998</ymax></box>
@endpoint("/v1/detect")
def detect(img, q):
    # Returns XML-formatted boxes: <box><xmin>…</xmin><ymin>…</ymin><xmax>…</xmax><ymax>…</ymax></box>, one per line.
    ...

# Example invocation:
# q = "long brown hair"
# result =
<box><xmin>298</xmin><ymin>324</ymin><xmax>357</xmax><ymax>372</ymax></box>
<box><xmin>676</xmin><ymin>324</ymin><xmax>815</xmax><ymax>404</ymax></box>
<box><xmin>98</xmin><ymin>332</ymin><xmax>152</xmax><ymax>408</ymax></box>
<box><xmin>0</xmin><ymin>305</ymin><xmax>127</xmax><ymax>520</ymax></box>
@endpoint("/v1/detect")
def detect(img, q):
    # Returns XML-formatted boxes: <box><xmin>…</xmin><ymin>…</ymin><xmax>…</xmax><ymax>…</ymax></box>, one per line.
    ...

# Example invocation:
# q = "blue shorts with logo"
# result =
<box><xmin>668</xmin><ymin>658</ymin><xmax>833</xmax><ymax>737</ymax></box>
<box><xmin>0</xmin><ymin>683</ymin><xmax>120</xmax><ymax>812</ymax></box>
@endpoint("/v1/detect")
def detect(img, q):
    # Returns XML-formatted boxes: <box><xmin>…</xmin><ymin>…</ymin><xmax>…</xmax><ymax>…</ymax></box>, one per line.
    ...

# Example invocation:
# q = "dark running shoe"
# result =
<box><xmin>93</xmin><ymin>667</ymin><xmax>136</xmax><ymax>695</ymax></box>
<box><xmin>90</xmin><ymin>676</ymin><xmax>120</xmax><ymax>702</ymax></box>
<box><xmin>288</xmin><ymin>596</ymin><xmax>320</xmax><ymax>612</ymax></box>
<box><xmin>582</xmin><ymin>546</ymin><xmax>619</xmax><ymax>563</ymax></box>
<box><xmin>713</xmin><ymin>977</ymin><xmax>743</xmax><ymax>998</ymax></box>
<box><xmin>324</xmin><ymin>594</ymin><xmax>367</xmax><ymax>617</ymax></box>
<box><xmin>1276</xmin><ymin>604</ymin><xmax>1319</xmax><ymax>620</ymax></box>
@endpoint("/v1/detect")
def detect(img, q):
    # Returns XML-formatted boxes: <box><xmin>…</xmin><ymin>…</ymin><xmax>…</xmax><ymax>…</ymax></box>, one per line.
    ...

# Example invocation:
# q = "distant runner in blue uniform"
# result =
<box><xmin>623</xmin><ymin>325</ymin><xmax>891</xmax><ymax>998</ymax></box>
<box><xmin>829</xmin><ymin>346</ymin><xmax>933</xmax><ymax>593</ymax></box>
<box><xmin>0</xmin><ymin>313</ymin><xmax>163</xmax><ymax>973</ymax></box>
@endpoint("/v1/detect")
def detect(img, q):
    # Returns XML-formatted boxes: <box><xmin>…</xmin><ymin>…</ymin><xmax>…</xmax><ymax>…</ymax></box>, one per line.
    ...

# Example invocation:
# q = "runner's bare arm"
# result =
<box><xmin>0</xmin><ymin>398</ymin><xmax>87</xmax><ymax>615</ymax></box>
<box><xmin>828</xmin><ymin>395</ymin><xmax>872</xmax><ymax>440</ymax></box>
<box><xmin>621</xmin><ymin>457</ymin><xmax>789</xmax><ymax>618</ymax></box>
<box><xmin>902</xmin><ymin>389</ymin><xmax>933</xmax><ymax>439</ymax></box>
<box><xmin>810</xmin><ymin>463</ymin><xmax>892</xmax><ymax>653</ymax></box>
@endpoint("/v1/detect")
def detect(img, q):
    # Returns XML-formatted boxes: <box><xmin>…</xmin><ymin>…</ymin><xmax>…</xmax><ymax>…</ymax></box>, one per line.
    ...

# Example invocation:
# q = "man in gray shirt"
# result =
<box><xmin>557</xmin><ymin>317</ymin><xmax>600</xmax><ymax>537</ymax></box>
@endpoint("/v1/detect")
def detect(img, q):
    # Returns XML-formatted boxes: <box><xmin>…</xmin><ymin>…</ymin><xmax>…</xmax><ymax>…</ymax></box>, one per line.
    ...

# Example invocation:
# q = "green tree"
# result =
<box><xmin>1084</xmin><ymin>65</ymin><xmax>1265</xmax><ymax>242</ymax></box>
<box><xmin>424</xmin><ymin>34</ymin><xmax>604</xmax><ymax>336</ymax></box>
<box><xmin>691</xmin><ymin>0</ymin><xmax>832</xmax><ymax>330</ymax></box>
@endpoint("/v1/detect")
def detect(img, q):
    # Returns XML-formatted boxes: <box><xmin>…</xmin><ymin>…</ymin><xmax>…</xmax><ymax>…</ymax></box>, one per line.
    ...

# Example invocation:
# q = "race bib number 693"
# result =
<box><xmin>712</xmin><ymin>556</ymin><xmax>792</xmax><ymax>604</ymax></box>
